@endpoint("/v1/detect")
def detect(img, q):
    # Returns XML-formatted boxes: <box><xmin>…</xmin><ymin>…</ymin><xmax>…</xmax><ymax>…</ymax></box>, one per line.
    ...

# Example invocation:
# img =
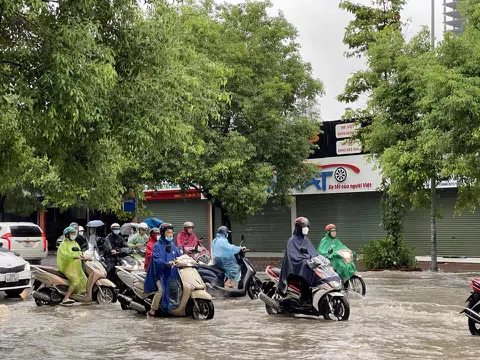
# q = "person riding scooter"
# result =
<box><xmin>144</xmin><ymin>223</ymin><xmax>182</xmax><ymax>317</ymax></box>
<box><xmin>277</xmin><ymin>217</ymin><xmax>322</xmax><ymax>303</ymax></box>
<box><xmin>318</xmin><ymin>224</ymin><xmax>357</xmax><ymax>283</ymax></box>
<box><xmin>57</xmin><ymin>226</ymin><xmax>87</xmax><ymax>305</ymax></box>
<box><xmin>103</xmin><ymin>223</ymin><xmax>132</xmax><ymax>281</ymax></box>
<box><xmin>144</xmin><ymin>227</ymin><xmax>160</xmax><ymax>271</ymax></box>
<box><xmin>211</xmin><ymin>226</ymin><xmax>246</xmax><ymax>288</ymax></box>
<box><xmin>177</xmin><ymin>221</ymin><xmax>210</xmax><ymax>263</ymax></box>
<box><xmin>128</xmin><ymin>222</ymin><xmax>149</xmax><ymax>258</ymax></box>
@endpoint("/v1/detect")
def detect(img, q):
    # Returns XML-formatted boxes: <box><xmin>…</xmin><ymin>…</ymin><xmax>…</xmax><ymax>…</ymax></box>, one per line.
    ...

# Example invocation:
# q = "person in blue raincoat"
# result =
<box><xmin>211</xmin><ymin>226</ymin><xmax>246</xmax><ymax>288</ymax></box>
<box><xmin>144</xmin><ymin>223</ymin><xmax>182</xmax><ymax>317</ymax></box>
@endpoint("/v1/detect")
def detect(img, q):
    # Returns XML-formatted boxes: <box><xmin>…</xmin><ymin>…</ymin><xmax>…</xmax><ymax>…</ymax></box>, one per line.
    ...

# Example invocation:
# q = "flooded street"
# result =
<box><xmin>0</xmin><ymin>271</ymin><xmax>478</xmax><ymax>360</ymax></box>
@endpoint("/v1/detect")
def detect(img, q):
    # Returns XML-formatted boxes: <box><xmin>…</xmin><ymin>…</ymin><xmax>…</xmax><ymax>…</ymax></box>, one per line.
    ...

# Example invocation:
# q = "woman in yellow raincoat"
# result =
<box><xmin>57</xmin><ymin>226</ymin><xmax>88</xmax><ymax>305</ymax></box>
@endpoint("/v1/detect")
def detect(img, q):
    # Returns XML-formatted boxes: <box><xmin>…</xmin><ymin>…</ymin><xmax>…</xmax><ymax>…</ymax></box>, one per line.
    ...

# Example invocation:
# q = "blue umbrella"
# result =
<box><xmin>143</xmin><ymin>218</ymin><xmax>163</xmax><ymax>229</ymax></box>
<box><xmin>86</xmin><ymin>220</ymin><xmax>105</xmax><ymax>228</ymax></box>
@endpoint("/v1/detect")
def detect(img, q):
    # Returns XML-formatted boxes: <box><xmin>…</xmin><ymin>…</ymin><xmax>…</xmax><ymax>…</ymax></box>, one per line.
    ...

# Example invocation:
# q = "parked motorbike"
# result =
<box><xmin>333</xmin><ymin>249</ymin><xmax>366</xmax><ymax>296</ymax></box>
<box><xmin>31</xmin><ymin>247</ymin><xmax>117</xmax><ymax>306</ymax></box>
<box><xmin>461</xmin><ymin>276</ymin><xmax>480</xmax><ymax>335</ymax></box>
<box><xmin>196</xmin><ymin>238</ymin><xmax>262</xmax><ymax>299</ymax></box>
<box><xmin>182</xmin><ymin>237</ymin><xmax>211</xmax><ymax>264</ymax></box>
<box><xmin>116</xmin><ymin>255</ymin><xmax>215</xmax><ymax>320</ymax></box>
<box><xmin>258</xmin><ymin>255</ymin><xmax>350</xmax><ymax>321</ymax></box>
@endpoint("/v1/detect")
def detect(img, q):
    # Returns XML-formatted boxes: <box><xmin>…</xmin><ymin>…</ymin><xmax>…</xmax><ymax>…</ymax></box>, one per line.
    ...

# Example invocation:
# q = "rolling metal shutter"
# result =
<box><xmin>213</xmin><ymin>201</ymin><xmax>291</xmax><ymax>252</ymax></box>
<box><xmin>404</xmin><ymin>189</ymin><xmax>480</xmax><ymax>257</ymax></box>
<box><xmin>296</xmin><ymin>192</ymin><xmax>385</xmax><ymax>253</ymax></box>
<box><xmin>141</xmin><ymin>200</ymin><xmax>209</xmax><ymax>241</ymax></box>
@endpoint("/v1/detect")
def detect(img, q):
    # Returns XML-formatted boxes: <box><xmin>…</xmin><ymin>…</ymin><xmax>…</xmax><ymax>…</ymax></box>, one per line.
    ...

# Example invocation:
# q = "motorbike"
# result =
<box><xmin>31</xmin><ymin>247</ymin><xmax>117</xmax><ymax>306</ymax></box>
<box><xmin>460</xmin><ymin>276</ymin><xmax>480</xmax><ymax>335</ymax></box>
<box><xmin>258</xmin><ymin>255</ymin><xmax>350</xmax><ymax>321</ymax></box>
<box><xmin>333</xmin><ymin>248</ymin><xmax>366</xmax><ymax>296</ymax></box>
<box><xmin>116</xmin><ymin>255</ymin><xmax>215</xmax><ymax>320</ymax></box>
<box><xmin>196</xmin><ymin>238</ymin><xmax>262</xmax><ymax>299</ymax></box>
<box><xmin>182</xmin><ymin>237</ymin><xmax>211</xmax><ymax>265</ymax></box>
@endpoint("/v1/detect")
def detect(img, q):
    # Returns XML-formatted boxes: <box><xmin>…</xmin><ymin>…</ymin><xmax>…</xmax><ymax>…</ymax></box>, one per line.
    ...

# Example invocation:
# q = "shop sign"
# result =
<box><xmin>335</xmin><ymin>122</ymin><xmax>360</xmax><ymax>139</ymax></box>
<box><xmin>293</xmin><ymin>155</ymin><xmax>382</xmax><ymax>195</ymax></box>
<box><xmin>336</xmin><ymin>139</ymin><xmax>362</xmax><ymax>155</ymax></box>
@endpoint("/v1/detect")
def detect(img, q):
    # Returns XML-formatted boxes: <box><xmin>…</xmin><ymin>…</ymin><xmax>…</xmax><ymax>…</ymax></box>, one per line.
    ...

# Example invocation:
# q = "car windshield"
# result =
<box><xmin>10</xmin><ymin>225</ymin><xmax>42</xmax><ymax>237</ymax></box>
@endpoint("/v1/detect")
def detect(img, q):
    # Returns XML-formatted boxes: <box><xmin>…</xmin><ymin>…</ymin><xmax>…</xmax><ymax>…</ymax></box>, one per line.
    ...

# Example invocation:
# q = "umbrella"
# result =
<box><xmin>120</xmin><ymin>222</ymin><xmax>139</xmax><ymax>236</ymax></box>
<box><xmin>86</xmin><ymin>220</ymin><xmax>105</xmax><ymax>228</ymax></box>
<box><xmin>143</xmin><ymin>218</ymin><xmax>163</xmax><ymax>229</ymax></box>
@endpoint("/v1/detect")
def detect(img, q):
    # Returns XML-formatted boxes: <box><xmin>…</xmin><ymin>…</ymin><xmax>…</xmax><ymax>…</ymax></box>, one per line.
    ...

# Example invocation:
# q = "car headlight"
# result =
<box><xmin>25</xmin><ymin>262</ymin><xmax>30</xmax><ymax>271</ymax></box>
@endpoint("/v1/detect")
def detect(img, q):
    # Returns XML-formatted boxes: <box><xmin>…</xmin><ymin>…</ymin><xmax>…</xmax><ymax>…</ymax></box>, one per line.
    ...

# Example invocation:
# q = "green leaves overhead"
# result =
<box><xmin>1</xmin><ymin>0</ymin><xmax>323</xmax><ymax>220</ymax></box>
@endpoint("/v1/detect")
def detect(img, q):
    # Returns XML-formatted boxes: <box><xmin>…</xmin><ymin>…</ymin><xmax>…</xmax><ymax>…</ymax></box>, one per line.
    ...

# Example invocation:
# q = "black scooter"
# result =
<box><xmin>196</xmin><ymin>236</ymin><xmax>261</xmax><ymax>299</ymax></box>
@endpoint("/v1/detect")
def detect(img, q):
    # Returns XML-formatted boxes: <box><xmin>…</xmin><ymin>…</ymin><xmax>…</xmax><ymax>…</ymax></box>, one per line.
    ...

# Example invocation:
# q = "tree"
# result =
<box><xmin>339</xmin><ymin>0</ymin><xmax>480</xmax><ymax>270</ymax></box>
<box><xmin>157</xmin><ymin>0</ymin><xmax>324</xmax><ymax>229</ymax></box>
<box><xmin>0</xmin><ymin>0</ymin><xmax>226</xmax><ymax>216</ymax></box>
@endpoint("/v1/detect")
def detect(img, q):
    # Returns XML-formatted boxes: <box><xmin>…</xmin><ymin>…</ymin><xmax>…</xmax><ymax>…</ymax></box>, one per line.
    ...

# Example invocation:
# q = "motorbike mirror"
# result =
<box><xmin>241</xmin><ymin>233</ymin><xmax>245</xmax><ymax>241</ymax></box>
<box><xmin>71</xmin><ymin>247</ymin><xmax>80</xmax><ymax>252</ymax></box>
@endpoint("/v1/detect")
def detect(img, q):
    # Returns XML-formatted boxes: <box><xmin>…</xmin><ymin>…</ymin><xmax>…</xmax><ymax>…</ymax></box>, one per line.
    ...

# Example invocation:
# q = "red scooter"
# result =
<box><xmin>461</xmin><ymin>277</ymin><xmax>480</xmax><ymax>335</ymax></box>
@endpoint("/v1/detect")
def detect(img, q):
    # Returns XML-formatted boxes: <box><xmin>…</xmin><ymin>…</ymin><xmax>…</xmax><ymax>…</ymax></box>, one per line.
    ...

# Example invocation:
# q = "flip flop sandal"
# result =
<box><xmin>61</xmin><ymin>299</ymin><xmax>75</xmax><ymax>305</ymax></box>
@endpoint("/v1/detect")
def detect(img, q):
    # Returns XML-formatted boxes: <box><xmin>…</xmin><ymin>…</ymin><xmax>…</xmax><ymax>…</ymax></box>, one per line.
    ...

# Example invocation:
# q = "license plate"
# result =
<box><xmin>22</xmin><ymin>242</ymin><xmax>33</xmax><ymax>248</ymax></box>
<box><xmin>6</xmin><ymin>273</ymin><xmax>19</xmax><ymax>283</ymax></box>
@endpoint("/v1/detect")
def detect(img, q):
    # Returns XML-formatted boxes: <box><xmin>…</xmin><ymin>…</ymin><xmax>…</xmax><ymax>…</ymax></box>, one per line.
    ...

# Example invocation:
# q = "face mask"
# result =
<box><xmin>70</xmin><ymin>235</ymin><xmax>77</xmax><ymax>241</ymax></box>
<box><xmin>166</xmin><ymin>236</ymin><xmax>173</xmax><ymax>242</ymax></box>
<box><xmin>113</xmin><ymin>230</ymin><xmax>120</xmax><ymax>235</ymax></box>
<box><xmin>302</xmin><ymin>227</ymin><xmax>309</xmax><ymax>235</ymax></box>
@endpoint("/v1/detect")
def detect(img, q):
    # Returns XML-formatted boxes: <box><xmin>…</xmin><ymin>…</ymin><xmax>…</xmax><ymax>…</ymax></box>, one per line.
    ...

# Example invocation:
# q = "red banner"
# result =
<box><xmin>144</xmin><ymin>189</ymin><xmax>201</xmax><ymax>201</ymax></box>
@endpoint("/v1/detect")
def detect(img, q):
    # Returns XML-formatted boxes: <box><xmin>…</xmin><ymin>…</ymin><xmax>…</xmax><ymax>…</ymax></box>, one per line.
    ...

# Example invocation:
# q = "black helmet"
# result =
<box><xmin>160</xmin><ymin>223</ymin><xmax>174</xmax><ymax>237</ymax></box>
<box><xmin>217</xmin><ymin>226</ymin><xmax>231</xmax><ymax>237</ymax></box>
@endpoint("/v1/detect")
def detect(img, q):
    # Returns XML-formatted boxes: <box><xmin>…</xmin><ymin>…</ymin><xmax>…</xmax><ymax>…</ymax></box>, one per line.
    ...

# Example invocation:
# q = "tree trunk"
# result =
<box><xmin>0</xmin><ymin>195</ymin><xmax>5</xmax><ymax>222</ymax></box>
<box><xmin>220</xmin><ymin>206</ymin><xmax>233</xmax><ymax>244</ymax></box>
<box><xmin>430</xmin><ymin>178</ymin><xmax>438</xmax><ymax>271</ymax></box>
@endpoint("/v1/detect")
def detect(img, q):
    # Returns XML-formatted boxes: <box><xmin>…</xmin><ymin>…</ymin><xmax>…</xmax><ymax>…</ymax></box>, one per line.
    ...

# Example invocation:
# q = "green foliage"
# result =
<box><xmin>160</xmin><ymin>0</ymin><xmax>324</xmax><ymax>222</ymax></box>
<box><xmin>360</xmin><ymin>237</ymin><xmax>416</xmax><ymax>270</ymax></box>
<box><xmin>380</xmin><ymin>186</ymin><xmax>405</xmax><ymax>246</ymax></box>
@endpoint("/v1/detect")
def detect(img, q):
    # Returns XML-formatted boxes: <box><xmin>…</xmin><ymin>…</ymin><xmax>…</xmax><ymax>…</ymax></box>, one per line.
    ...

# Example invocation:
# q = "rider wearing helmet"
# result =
<box><xmin>278</xmin><ymin>217</ymin><xmax>322</xmax><ymax>300</ymax></box>
<box><xmin>128</xmin><ymin>222</ymin><xmax>149</xmax><ymax>257</ymax></box>
<box><xmin>211</xmin><ymin>226</ymin><xmax>246</xmax><ymax>288</ymax></box>
<box><xmin>144</xmin><ymin>223</ymin><xmax>182</xmax><ymax>317</ymax></box>
<box><xmin>175</xmin><ymin>221</ymin><xmax>201</xmax><ymax>251</ymax></box>
<box><xmin>318</xmin><ymin>224</ymin><xmax>357</xmax><ymax>282</ymax></box>
<box><xmin>103</xmin><ymin>223</ymin><xmax>132</xmax><ymax>281</ymax></box>
<box><xmin>57</xmin><ymin>226</ymin><xmax>87</xmax><ymax>305</ymax></box>
<box><xmin>69</xmin><ymin>222</ymin><xmax>88</xmax><ymax>252</ymax></box>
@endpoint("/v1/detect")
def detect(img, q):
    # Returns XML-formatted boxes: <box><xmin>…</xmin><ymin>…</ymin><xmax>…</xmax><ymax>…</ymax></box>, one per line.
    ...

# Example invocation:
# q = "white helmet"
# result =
<box><xmin>139</xmin><ymin>222</ymin><xmax>148</xmax><ymax>231</ymax></box>
<box><xmin>78</xmin><ymin>226</ymin><xmax>85</xmax><ymax>232</ymax></box>
<box><xmin>111</xmin><ymin>223</ymin><xmax>120</xmax><ymax>230</ymax></box>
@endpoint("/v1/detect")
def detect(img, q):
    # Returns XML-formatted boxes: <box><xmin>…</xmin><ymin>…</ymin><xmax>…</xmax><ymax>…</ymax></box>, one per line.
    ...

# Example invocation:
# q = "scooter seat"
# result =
<box><xmin>197</xmin><ymin>263</ymin><xmax>225</xmax><ymax>275</ymax></box>
<box><xmin>267</xmin><ymin>266</ymin><xmax>281</xmax><ymax>277</ymax></box>
<box><xmin>36</xmin><ymin>266</ymin><xmax>67</xmax><ymax>279</ymax></box>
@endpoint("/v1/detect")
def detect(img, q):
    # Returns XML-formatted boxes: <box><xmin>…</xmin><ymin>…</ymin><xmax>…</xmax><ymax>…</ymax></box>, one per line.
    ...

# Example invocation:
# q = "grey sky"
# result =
<box><xmin>264</xmin><ymin>0</ymin><xmax>446</xmax><ymax>121</ymax></box>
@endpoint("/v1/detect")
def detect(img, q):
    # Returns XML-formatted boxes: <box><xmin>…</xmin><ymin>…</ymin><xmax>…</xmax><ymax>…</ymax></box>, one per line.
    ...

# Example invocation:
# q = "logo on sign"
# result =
<box><xmin>300</xmin><ymin>164</ymin><xmax>361</xmax><ymax>191</ymax></box>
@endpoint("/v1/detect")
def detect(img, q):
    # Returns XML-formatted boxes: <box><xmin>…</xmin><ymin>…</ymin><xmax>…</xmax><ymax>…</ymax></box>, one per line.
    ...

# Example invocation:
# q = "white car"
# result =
<box><xmin>0</xmin><ymin>222</ymin><xmax>48</xmax><ymax>263</ymax></box>
<box><xmin>0</xmin><ymin>245</ymin><xmax>31</xmax><ymax>297</ymax></box>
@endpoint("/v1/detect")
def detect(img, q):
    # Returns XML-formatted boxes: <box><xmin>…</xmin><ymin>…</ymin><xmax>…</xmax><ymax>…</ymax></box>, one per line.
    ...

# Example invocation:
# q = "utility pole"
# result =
<box><xmin>430</xmin><ymin>0</ymin><xmax>438</xmax><ymax>272</ymax></box>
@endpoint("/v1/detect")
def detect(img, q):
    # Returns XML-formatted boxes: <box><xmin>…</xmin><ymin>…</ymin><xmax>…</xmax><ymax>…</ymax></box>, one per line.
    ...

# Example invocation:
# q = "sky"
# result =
<box><xmin>228</xmin><ymin>0</ymin><xmax>448</xmax><ymax>121</ymax></box>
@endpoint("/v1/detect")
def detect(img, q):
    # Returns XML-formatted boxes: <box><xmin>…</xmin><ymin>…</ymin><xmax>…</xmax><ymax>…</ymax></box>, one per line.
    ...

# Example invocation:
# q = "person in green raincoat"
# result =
<box><xmin>128</xmin><ymin>222</ymin><xmax>149</xmax><ymax>258</ymax></box>
<box><xmin>317</xmin><ymin>224</ymin><xmax>357</xmax><ymax>282</ymax></box>
<box><xmin>57</xmin><ymin>226</ymin><xmax>88</xmax><ymax>305</ymax></box>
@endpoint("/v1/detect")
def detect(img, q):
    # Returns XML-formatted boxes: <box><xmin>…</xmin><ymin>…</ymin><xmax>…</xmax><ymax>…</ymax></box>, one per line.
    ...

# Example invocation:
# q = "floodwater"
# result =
<box><xmin>0</xmin><ymin>271</ymin><xmax>478</xmax><ymax>360</ymax></box>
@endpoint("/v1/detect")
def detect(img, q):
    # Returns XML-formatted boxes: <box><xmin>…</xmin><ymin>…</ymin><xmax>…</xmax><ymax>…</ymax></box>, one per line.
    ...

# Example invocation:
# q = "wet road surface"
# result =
<box><xmin>0</xmin><ymin>271</ymin><xmax>478</xmax><ymax>360</ymax></box>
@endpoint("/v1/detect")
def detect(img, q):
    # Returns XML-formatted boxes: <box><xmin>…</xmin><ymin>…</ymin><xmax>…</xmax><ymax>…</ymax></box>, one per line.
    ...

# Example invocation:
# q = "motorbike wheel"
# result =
<box><xmin>468</xmin><ymin>304</ymin><xmax>480</xmax><ymax>335</ymax></box>
<box><xmin>192</xmin><ymin>299</ymin><xmax>215</xmax><ymax>320</ymax></box>
<box><xmin>246</xmin><ymin>277</ymin><xmax>262</xmax><ymax>300</ymax></box>
<box><xmin>322</xmin><ymin>295</ymin><xmax>350</xmax><ymax>321</ymax></box>
<box><xmin>96</xmin><ymin>286</ymin><xmax>115</xmax><ymax>305</ymax></box>
<box><xmin>34</xmin><ymin>288</ymin><xmax>52</xmax><ymax>306</ymax></box>
<box><xmin>344</xmin><ymin>275</ymin><xmax>366</xmax><ymax>297</ymax></box>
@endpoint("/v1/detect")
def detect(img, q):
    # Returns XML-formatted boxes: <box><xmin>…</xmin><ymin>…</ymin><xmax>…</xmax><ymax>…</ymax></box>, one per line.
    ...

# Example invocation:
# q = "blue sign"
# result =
<box><xmin>123</xmin><ymin>199</ymin><xmax>136</xmax><ymax>212</ymax></box>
